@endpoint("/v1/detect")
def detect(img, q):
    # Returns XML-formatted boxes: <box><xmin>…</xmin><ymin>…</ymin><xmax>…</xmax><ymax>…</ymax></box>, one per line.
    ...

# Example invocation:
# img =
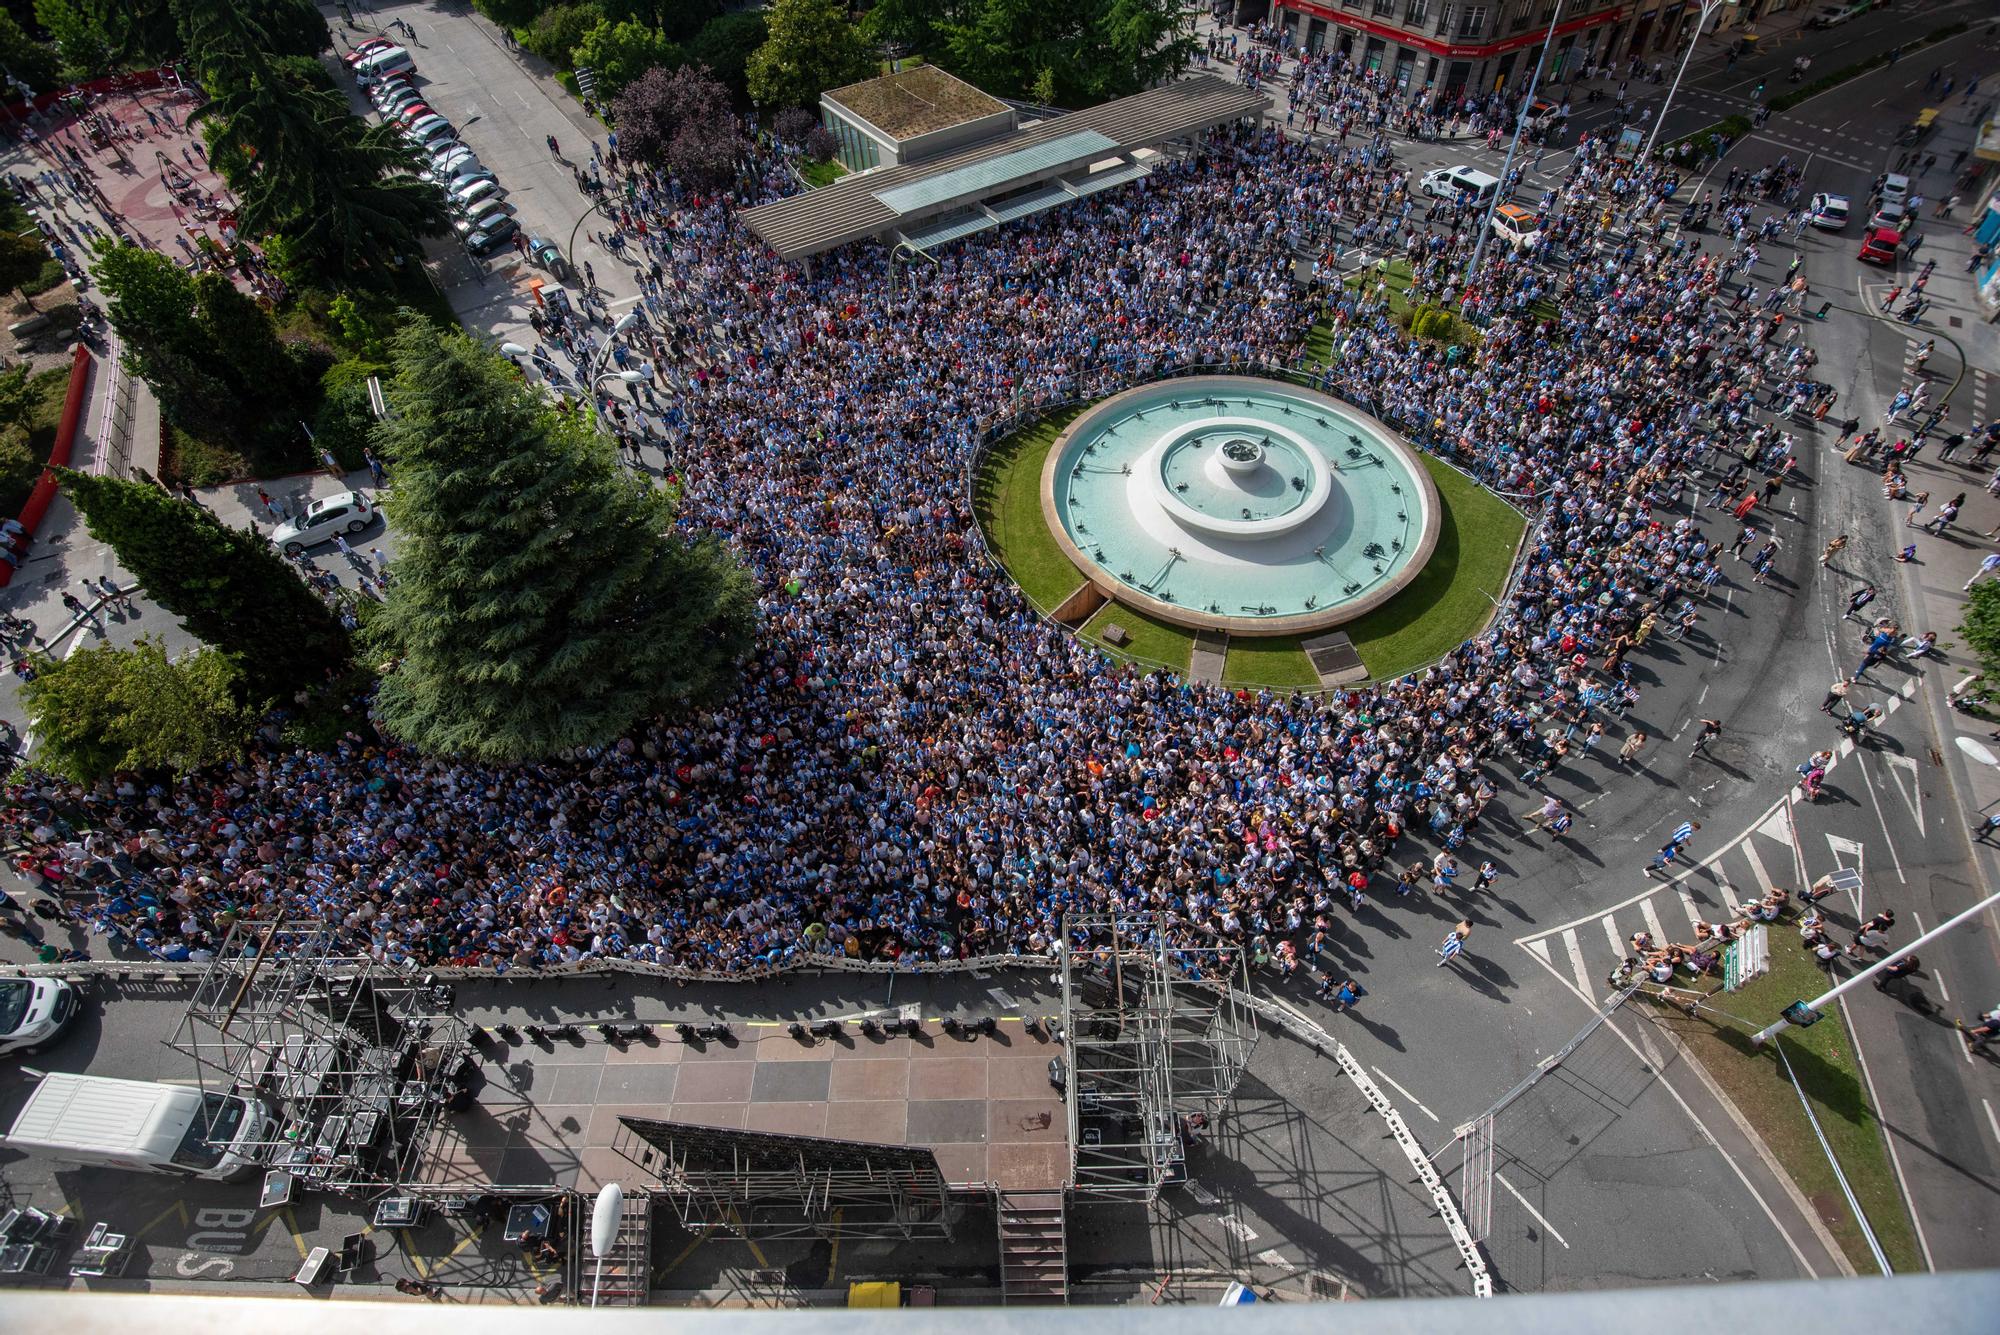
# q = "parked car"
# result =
<box><xmin>433</xmin><ymin>150</ymin><xmax>481</xmax><ymax>182</ymax></box>
<box><xmin>1870</xmin><ymin>200</ymin><xmax>1908</xmax><ymax>231</ymax></box>
<box><xmin>1806</xmin><ymin>2</ymin><xmax>1865</xmax><ymax>29</ymax></box>
<box><xmin>394</xmin><ymin>102</ymin><xmax>436</xmax><ymax>126</ymax></box>
<box><xmin>465</xmin><ymin>216</ymin><xmax>520</xmax><ymax>257</ymax></box>
<box><xmin>1877</xmin><ymin>172</ymin><xmax>1911</xmax><ymax>206</ymax></box>
<box><xmin>450</xmin><ymin>177</ymin><xmax>506</xmax><ymax>210</ymax></box>
<box><xmin>0</xmin><ymin>977</ymin><xmax>78</xmax><ymax>1056</ymax></box>
<box><xmin>409</xmin><ymin>120</ymin><xmax>457</xmax><ymax>149</ymax></box>
<box><xmin>454</xmin><ymin>197</ymin><xmax>516</xmax><ymax>235</ymax></box>
<box><xmin>344</xmin><ymin>37</ymin><xmax>396</xmax><ymax>67</ymax></box>
<box><xmin>272</xmin><ymin>490</ymin><xmax>375</xmax><ymax>556</ymax></box>
<box><xmin>442</xmin><ymin>166</ymin><xmax>496</xmax><ymax>195</ymax></box>
<box><xmin>375</xmin><ymin>88</ymin><xmax>422</xmax><ymax>115</ymax></box>
<box><xmin>1808</xmin><ymin>192</ymin><xmax>1850</xmax><ymax>230</ymax></box>
<box><xmin>1858</xmin><ymin>226</ymin><xmax>1902</xmax><ymax>265</ymax></box>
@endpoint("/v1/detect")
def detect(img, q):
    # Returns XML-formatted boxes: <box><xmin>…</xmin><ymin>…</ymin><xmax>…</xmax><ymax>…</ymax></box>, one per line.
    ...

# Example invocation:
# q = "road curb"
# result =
<box><xmin>1640</xmin><ymin>1003</ymin><xmax>1858</xmax><ymax>1276</ymax></box>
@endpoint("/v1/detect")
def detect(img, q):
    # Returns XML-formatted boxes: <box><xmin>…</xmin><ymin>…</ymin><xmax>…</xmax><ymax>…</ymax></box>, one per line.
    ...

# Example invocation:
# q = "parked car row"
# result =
<box><xmin>349</xmin><ymin>36</ymin><xmax>519</xmax><ymax>258</ymax></box>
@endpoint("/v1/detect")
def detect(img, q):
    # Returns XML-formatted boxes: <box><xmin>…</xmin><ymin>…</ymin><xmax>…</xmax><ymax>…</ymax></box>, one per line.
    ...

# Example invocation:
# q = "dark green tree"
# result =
<box><xmin>0</xmin><ymin>11</ymin><xmax>61</xmax><ymax>91</ymax></box>
<box><xmin>1961</xmin><ymin>581</ymin><xmax>2000</xmax><ymax>680</ymax></box>
<box><xmin>685</xmin><ymin>10</ymin><xmax>765</xmax><ymax>100</ymax></box>
<box><xmin>613</xmin><ymin>63</ymin><xmax>741</xmax><ymax>187</ymax></box>
<box><xmin>22</xmin><ymin>637</ymin><xmax>251</xmax><ymax>782</ymax></box>
<box><xmin>517</xmin><ymin>1</ymin><xmax>602</xmax><ymax>66</ymax></box>
<box><xmin>745</xmin><ymin>0</ymin><xmax>873</xmax><ymax>111</ymax></box>
<box><xmin>33</xmin><ymin>0</ymin><xmax>112</xmax><ymax>80</ymax></box>
<box><xmin>94</xmin><ymin>244</ymin><xmax>314</xmax><ymax>459</ymax></box>
<box><xmin>366</xmin><ymin>322</ymin><xmax>756</xmax><ymax>762</ymax></box>
<box><xmin>52</xmin><ymin>469</ymin><xmax>352</xmax><ymax>699</ymax></box>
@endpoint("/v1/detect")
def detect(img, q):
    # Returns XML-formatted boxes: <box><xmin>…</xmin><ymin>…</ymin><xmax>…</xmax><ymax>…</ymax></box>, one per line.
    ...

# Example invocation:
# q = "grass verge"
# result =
<box><xmin>971</xmin><ymin>406</ymin><xmax>1087</xmax><ymax>613</ymax></box>
<box><xmin>1653</xmin><ymin>933</ymin><xmax>1923</xmax><ymax>1274</ymax></box>
<box><xmin>1224</xmin><ymin>637</ymin><xmax>1319</xmax><ymax>691</ymax></box>
<box><xmin>799</xmin><ymin>157</ymin><xmax>847</xmax><ymax>189</ymax></box>
<box><xmin>1337</xmin><ymin>456</ymin><xmax>1523</xmax><ymax>681</ymax></box>
<box><xmin>1081</xmin><ymin>600</ymin><xmax>1191</xmax><ymax>674</ymax></box>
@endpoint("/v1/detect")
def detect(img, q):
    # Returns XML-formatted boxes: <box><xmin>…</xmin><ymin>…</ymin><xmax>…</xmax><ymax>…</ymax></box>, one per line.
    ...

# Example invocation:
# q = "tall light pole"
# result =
<box><xmin>1752</xmin><ymin>886</ymin><xmax>2000</xmax><ymax>1045</ymax></box>
<box><xmin>1464</xmin><ymin>0</ymin><xmax>1567</xmax><ymax>293</ymax></box>
<box><xmin>589</xmin><ymin>1181</ymin><xmax>623</xmax><ymax>1309</ymax></box>
<box><xmin>1641</xmin><ymin>0</ymin><xmax>1730</xmax><ymax>162</ymax></box>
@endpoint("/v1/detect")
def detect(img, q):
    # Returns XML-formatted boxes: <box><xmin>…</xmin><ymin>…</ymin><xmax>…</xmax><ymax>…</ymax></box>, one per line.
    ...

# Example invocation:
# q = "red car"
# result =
<box><xmin>343</xmin><ymin>37</ymin><xmax>395</xmax><ymax>67</ymax></box>
<box><xmin>1858</xmin><ymin>226</ymin><xmax>1902</xmax><ymax>265</ymax></box>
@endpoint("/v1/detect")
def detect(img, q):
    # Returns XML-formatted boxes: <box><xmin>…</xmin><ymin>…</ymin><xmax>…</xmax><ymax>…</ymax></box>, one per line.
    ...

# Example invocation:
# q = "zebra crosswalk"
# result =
<box><xmin>1516</xmin><ymin>615</ymin><xmax>1921</xmax><ymax>1003</ymax></box>
<box><xmin>1517</xmin><ymin>800</ymin><xmax>1801</xmax><ymax>1001</ymax></box>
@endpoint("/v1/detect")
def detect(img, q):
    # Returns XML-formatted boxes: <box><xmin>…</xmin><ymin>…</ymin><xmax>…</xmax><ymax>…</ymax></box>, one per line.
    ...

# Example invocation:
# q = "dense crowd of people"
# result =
<box><xmin>2</xmin><ymin>52</ymin><xmax>1844</xmax><ymax>991</ymax></box>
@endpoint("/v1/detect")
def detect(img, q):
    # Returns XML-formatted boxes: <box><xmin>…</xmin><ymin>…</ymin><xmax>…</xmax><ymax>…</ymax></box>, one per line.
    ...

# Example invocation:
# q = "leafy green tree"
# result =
<box><xmin>366</xmin><ymin>322</ymin><xmax>755</xmax><ymax>762</ymax></box>
<box><xmin>1962</xmin><ymin>581</ymin><xmax>2000</xmax><ymax>680</ymax></box>
<box><xmin>22</xmin><ymin>637</ymin><xmax>251</xmax><ymax>782</ymax></box>
<box><xmin>52</xmin><ymin>469</ymin><xmax>353</xmax><ymax>699</ymax></box>
<box><xmin>33</xmin><ymin>0</ymin><xmax>112</xmax><ymax>80</ymax></box>
<box><xmin>0</xmin><ymin>227</ymin><xmax>51</xmax><ymax>309</ymax></box>
<box><xmin>518</xmin><ymin>1</ymin><xmax>603</xmax><ymax>66</ymax></box>
<box><xmin>745</xmin><ymin>0</ymin><xmax>873</xmax><ymax>111</ymax></box>
<box><xmin>571</xmin><ymin>16</ymin><xmax>678</xmax><ymax>99</ymax></box>
<box><xmin>0</xmin><ymin>11</ymin><xmax>61</xmax><ymax>92</ymax></box>
<box><xmin>685</xmin><ymin>10</ymin><xmax>765</xmax><ymax>99</ymax></box>
<box><xmin>929</xmin><ymin>0</ymin><xmax>1194</xmax><ymax>105</ymax></box>
<box><xmin>473</xmin><ymin>0</ymin><xmax>547</xmax><ymax>30</ymax></box>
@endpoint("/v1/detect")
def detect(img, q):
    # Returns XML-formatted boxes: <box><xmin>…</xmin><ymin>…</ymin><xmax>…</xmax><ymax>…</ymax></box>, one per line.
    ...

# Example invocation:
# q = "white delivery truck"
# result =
<box><xmin>3</xmin><ymin>1072</ymin><xmax>272</xmax><ymax>1180</ymax></box>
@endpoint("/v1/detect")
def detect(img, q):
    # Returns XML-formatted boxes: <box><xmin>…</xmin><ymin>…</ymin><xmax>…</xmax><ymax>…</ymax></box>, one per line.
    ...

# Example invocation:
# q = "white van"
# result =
<box><xmin>1420</xmin><ymin>165</ymin><xmax>1501</xmax><ymax>207</ymax></box>
<box><xmin>4</xmin><ymin>1072</ymin><xmax>272</xmax><ymax>1181</ymax></box>
<box><xmin>354</xmin><ymin>46</ymin><xmax>414</xmax><ymax>87</ymax></box>
<box><xmin>0</xmin><ymin>977</ymin><xmax>78</xmax><ymax>1054</ymax></box>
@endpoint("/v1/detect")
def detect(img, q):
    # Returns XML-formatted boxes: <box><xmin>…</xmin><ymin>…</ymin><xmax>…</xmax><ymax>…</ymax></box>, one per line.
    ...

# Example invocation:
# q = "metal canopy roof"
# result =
<box><xmin>872</xmin><ymin>130</ymin><xmax>1116</xmax><ymax>214</ymax></box>
<box><xmin>740</xmin><ymin>76</ymin><xmax>1266</xmax><ymax>261</ymax></box>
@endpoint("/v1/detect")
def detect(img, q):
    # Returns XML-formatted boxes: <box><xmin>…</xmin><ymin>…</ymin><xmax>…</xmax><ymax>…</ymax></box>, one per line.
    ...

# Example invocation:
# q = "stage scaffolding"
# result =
<box><xmin>166</xmin><ymin>918</ymin><xmax>476</xmax><ymax>1198</ymax></box>
<box><xmin>615</xmin><ymin>1119</ymin><xmax>954</xmax><ymax>1241</ymax></box>
<box><xmin>1058</xmin><ymin>912</ymin><xmax>1258</xmax><ymax>1203</ymax></box>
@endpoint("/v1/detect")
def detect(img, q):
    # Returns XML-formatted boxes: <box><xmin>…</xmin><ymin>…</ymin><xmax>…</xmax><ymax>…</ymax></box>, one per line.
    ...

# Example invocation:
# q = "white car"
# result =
<box><xmin>1878</xmin><ymin>172</ymin><xmax>1911</xmax><ymax>207</ymax></box>
<box><xmin>450</xmin><ymin>177</ymin><xmax>506</xmax><ymax>210</ymax></box>
<box><xmin>1808</xmin><ymin>192</ymin><xmax>1850</xmax><ymax>230</ymax></box>
<box><xmin>273</xmin><ymin>490</ymin><xmax>375</xmax><ymax>556</ymax></box>
<box><xmin>0</xmin><ymin>976</ymin><xmax>78</xmax><ymax>1055</ymax></box>
<box><xmin>1870</xmin><ymin>199</ymin><xmax>1908</xmax><ymax>230</ymax></box>
<box><xmin>454</xmin><ymin>197</ymin><xmax>516</xmax><ymax>235</ymax></box>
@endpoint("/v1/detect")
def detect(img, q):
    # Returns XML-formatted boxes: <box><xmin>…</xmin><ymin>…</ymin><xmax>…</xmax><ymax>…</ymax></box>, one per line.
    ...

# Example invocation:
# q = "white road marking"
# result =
<box><xmin>1601</xmin><ymin>914</ymin><xmax>1625</xmax><ymax>957</ymax></box>
<box><xmin>1560</xmin><ymin>928</ymin><xmax>1591</xmax><ymax>997</ymax></box>
<box><xmin>1523</xmin><ymin>938</ymin><xmax>1552</xmax><ymax>967</ymax></box>
<box><xmin>1985</xmin><ymin>1099</ymin><xmax>2000</xmax><ymax>1151</ymax></box>
<box><xmin>1932</xmin><ymin>968</ymin><xmax>1951</xmax><ymax>1004</ymax></box>
<box><xmin>1370</xmin><ymin>1066</ymin><xmax>1439</xmax><ymax>1123</ymax></box>
<box><xmin>1641</xmin><ymin>897</ymin><xmax>1668</xmax><ymax>947</ymax></box>
<box><xmin>1740</xmin><ymin>838</ymin><xmax>1776</xmax><ymax>893</ymax></box>
<box><xmin>1883</xmin><ymin>753</ymin><xmax>1926</xmax><ymax>835</ymax></box>
<box><xmin>1677</xmin><ymin>887</ymin><xmax>1703</xmax><ymax>931</ymax></box>
<box><xmin>1494</xmin><ymin>1170</ymin><xmax>1570</xmax><ymax>1249</ymax></box>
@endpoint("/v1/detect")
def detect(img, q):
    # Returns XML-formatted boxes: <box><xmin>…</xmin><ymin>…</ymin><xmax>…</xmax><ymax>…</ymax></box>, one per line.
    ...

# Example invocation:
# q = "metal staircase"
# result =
<box><xmin>997</xmin><ymin>1190</ymin><xmax>1068</xmax><ymax>1305</ymax></box>
<box><xmin>582</xmin><ymin>1192</ymin><xmax>651</xmax><ymax>1307</ymax></box>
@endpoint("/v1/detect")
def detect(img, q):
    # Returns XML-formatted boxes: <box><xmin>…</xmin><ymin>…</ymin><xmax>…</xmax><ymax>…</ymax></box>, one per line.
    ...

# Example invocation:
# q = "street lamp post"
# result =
<box><xmin>1641</xmin><ymin>0</ymin><xmax>1730</xmax><ymax>163</ymax></box>
<box><xmin>1751</xmin><ymin>886</ymin><xmax>2000</xmax><ymax>1045</ymax></box>
<box><xmin>589</xmin><ymin>1182</ymin><xmax>623</xmax><ymax>1309</ymax></box>
<box><xmin>1464</xmin><ymin>0</ymin><xmax>1567</xmax><ymax>292</ymax></box>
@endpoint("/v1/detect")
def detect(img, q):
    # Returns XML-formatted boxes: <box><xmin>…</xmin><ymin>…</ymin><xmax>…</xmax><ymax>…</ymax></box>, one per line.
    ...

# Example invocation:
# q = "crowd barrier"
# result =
<box><xmin>1242</xmin><ymin>989</ymin><xmax>1494</xmax><ymax>1299</ymax></box>
<box><xmin>3</xmin><ymin>343</ymin><xmax>94</xmax><ymax>588</ymax></box>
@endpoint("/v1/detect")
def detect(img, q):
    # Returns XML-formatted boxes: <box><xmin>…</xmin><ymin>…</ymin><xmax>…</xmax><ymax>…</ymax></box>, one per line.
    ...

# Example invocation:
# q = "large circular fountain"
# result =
<box><xmin>1041</xmin><ymin>377</ymin><xmax>1440</xmax><ymax>635</ymax></box>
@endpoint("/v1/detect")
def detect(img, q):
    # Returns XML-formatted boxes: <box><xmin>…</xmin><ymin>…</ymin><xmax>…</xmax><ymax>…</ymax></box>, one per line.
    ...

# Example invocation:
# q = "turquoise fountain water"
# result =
<box><xmin>1042</xmin><ymin>377</ymin><xmax>1438</xmax><ymax>634</ymax></box>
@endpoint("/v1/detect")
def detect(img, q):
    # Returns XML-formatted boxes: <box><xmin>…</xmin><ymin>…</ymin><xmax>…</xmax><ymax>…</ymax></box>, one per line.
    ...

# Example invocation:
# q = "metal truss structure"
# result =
<box><xmin>167</xmin><ymin>918</ymin><xmax>476</xmax><ymax>1198</ymax></box>
<box><xmin>615</xmin><ymin>1118</ymin><xmax>954</xmax><ymax>1242</ymax></box>
<box><xmin>1058</xmin><ymin>913</ymin><xmax>1258</xmax><ymax>1202</ymax></box>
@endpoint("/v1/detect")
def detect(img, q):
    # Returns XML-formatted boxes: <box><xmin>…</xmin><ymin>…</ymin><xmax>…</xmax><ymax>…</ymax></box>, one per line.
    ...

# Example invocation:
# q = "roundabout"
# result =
<box><xmin>1040</xmin><ymin>377</ymin><xmax>1440</xmax><ymax>636</ymax></box>
<box><xmin>978</xmin><ymin>372</ymin><xmax>1525</xmax><ymax>688</ymax></box>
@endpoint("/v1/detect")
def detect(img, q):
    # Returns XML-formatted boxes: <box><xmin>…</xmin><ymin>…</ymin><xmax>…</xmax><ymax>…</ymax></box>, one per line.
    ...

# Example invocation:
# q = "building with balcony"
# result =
<box><xmin>1269</xmin><ymin>1</ymin><xmax>1714</xmax><ymax>102</ymax></box>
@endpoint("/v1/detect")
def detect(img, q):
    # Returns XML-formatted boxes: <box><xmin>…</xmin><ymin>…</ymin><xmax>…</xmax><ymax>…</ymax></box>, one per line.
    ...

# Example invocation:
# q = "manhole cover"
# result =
<box><xmin>1950</xmin><ymin>316</ymin><xmax>1964</xmax><ymax>328</ymax></box>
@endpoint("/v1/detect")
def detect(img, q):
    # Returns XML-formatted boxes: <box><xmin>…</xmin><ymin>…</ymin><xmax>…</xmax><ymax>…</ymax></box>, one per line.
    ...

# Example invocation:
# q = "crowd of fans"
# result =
<box><xmin>3</xmin><ymin>50</ymin><xmax>1828</xmax><ymax>992</ymax></box>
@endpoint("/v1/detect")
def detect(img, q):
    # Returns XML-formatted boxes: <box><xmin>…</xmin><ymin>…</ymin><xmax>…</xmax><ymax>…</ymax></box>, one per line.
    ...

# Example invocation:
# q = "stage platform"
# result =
<box><xmin>423</xmin><ymin>1018</ymin><xmax>1069</xmax><ymax>1195</ymax></box>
